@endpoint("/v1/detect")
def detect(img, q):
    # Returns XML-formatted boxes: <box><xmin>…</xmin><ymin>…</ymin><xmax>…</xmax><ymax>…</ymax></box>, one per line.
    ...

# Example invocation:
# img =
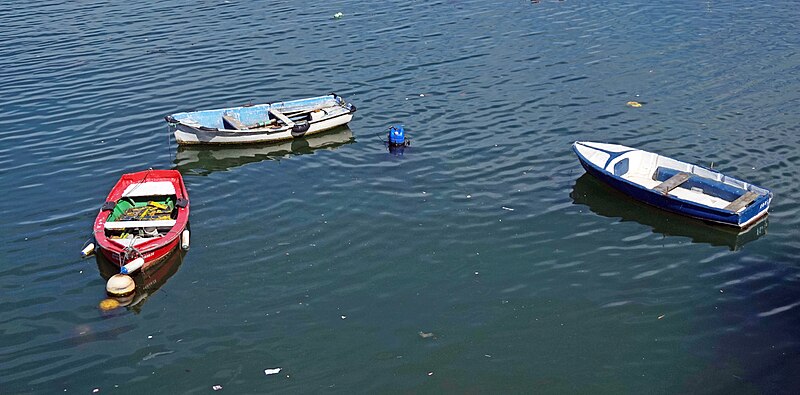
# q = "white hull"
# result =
<box><xmin>175</xmin><ymin>114</ymin><xmax>353</xmax><ymax>145</ymax></box>
<box><xmin>573</xmin><ymin>141</ymin><xmax>773</xmax><ymax>228</ymax></box>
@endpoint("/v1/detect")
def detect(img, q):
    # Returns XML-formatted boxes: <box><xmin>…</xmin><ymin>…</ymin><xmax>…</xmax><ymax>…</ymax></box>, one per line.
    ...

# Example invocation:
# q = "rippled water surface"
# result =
<box><xmin>2</xmin><ymin>0</ymin><xmax>800</xmax><ymax>393</ymax></box>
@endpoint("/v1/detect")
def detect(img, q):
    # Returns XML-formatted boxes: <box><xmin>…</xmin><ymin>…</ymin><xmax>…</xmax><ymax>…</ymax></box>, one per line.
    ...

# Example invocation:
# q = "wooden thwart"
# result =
<box><xmin>269</xmin><ymin>109</ymin><xmax>295</xmax><ymax>127</ymax></box>
<box><xmin>724</xmin><ymin>191</ymin><xmax>759</xmax><ymax>212</ymax></box>
<box><xmin>653</xmin><ymin>172</ymin><xmax>690</xmax><ymax>195</ymax></box>
<box><xmin>222</xmin><ymin>114</ymin><xmax>247</xmax><ymax>130</ymax></box>
<box><xmin>105</xmin><ymin>220</ymin><xmax>177</xmax><ymax>230</ymax></box>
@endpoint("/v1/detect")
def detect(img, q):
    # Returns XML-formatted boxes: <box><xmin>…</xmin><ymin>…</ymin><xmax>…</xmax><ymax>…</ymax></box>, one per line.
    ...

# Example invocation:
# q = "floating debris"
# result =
<box><xmin>99</xmin><ymin>298</ymin><xmax>120</xmax><ymax>311</ymax></box>
<box><xmin>264</xmin><ymin>368</ymin><xmax>282</xmax><ymax>376</ymax></box>
<box><xmin>626</xmin><ymin>101</ymin><xmax>642</xmax><ymax>108</ymax></box>
<box><xmin>212</xmin><ymin>384</ymin><xmax>223</xmax><ymax>391</ymax></box>
<box><xmin>333</xmin><ymin>12</ymin><xmax>343</xmax><ymax>19</ymax></box>
<box><xmin>341</xmin><ymin>315</ymin><xmax>347</xmax><ymax>320</ymax></box>
<box><xmin>658</xmin><ymin>314</ymin><xmax>665</xmax><ymax>320</ymax></box>
<box><xmin>142</xmin><ymin>351</ymin><xmax>174</xmax><ymax>361</ymax></box>
<box><xmin>501</xmin><ymin>206</ymin><xmax>514</xmax><ymax>211</ymax></box>
<box><xmin>418</xmin><ymin>331</ymin><xmax>434</xmax><ymax>339</ymax></box>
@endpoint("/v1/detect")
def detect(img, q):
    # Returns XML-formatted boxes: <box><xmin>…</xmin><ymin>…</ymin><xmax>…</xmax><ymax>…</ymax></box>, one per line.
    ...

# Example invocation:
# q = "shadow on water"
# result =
<box><xmin>570</xmin><ymin>173</ymin><xmax>768</xmax><ymax>251</ymax></box>
<box><xmin>173</xmin><ymin>126</ymin><xmax>355</xmax><ymax>176</ymax></box>
<box><xmin>96</xmin><ymin>244</ymin><xmax>186</xmax><ymax>314</ymax></box>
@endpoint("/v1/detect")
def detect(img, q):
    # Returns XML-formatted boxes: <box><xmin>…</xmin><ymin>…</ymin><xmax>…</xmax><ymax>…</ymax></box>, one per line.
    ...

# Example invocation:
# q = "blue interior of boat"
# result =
<box><xmin>654</xmin><ymin>167</ymin><xmax>747</xmax><ymax>201</ymax></box>
<box><xmin>613</xmin><ymin>158</ymin><xmax>629</xmax><ymax>176</ymax></box>
<box><xmin>172</xmin><ymin>95</ymin><xmax>339</xmax><ymax>128</ymax></box>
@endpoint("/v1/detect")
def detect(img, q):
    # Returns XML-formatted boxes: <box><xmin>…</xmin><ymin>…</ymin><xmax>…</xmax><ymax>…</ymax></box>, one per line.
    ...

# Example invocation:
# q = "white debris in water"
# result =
<box><xmin>212</xmin><ymin>385</ymin><xmax>223</xmax><ymax>391</ymax></box>
<box><xmin>341</xmin><ymin>315</ymin><xmax>347</xmax><ymax>320</ymax></box>
<box><xmin>142</xmin><ymin>351</ymin><xmax>174</xmax><ymax>361</ymax></box>
<box><xmin>264</xmin><ymin>368</ymin><xmax>282</xmax><ymax>375</ymax></box>
<box><xmin>501</xmin><ymin>206</ymin><xmax>514</xmax><ymax>211</ymax></box>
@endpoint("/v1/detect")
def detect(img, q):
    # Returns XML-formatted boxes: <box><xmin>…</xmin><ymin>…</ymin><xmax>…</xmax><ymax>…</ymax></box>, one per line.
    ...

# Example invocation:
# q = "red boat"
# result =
<box><xmin>93</xmin><ymin>169</ymin><xmax>190</xmax><ymax>272</ymax></box>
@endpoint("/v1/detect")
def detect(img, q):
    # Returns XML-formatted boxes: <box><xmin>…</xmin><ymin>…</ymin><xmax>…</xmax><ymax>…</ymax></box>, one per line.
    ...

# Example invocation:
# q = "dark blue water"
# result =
<box><xmin>2</xmin><ymin>1</ymin><xmax>800</xmax><ymax>393</ymax></box>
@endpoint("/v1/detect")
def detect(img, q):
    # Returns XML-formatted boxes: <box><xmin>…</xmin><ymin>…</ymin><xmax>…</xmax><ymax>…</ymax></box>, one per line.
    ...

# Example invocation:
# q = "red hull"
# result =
<box><xmin>93</xmin><ymin>169</ymin><xmax>190</xmax><ymax>271</ymax></box>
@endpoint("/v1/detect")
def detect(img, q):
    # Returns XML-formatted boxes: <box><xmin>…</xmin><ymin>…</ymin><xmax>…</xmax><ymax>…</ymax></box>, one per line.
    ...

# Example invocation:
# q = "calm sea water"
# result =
<box><xmin>2</xmin><ymin>0</ymin><xmax>799</xmax><ymax>393</ymax></box>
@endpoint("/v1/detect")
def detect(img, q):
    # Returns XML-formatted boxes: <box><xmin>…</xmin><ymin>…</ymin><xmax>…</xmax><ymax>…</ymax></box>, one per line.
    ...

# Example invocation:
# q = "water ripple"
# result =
<box><xmin>2</xmin><ymin>0</ymin><xmax>800</xmax><ymax>392</ymax></box>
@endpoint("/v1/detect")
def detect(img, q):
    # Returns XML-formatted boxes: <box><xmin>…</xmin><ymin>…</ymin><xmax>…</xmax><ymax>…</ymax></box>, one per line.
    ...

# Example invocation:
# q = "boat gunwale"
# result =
<box><xmin>174</xmin><ymin>110</ymin><xmax>353</xmax><ymax>136</ymax></box>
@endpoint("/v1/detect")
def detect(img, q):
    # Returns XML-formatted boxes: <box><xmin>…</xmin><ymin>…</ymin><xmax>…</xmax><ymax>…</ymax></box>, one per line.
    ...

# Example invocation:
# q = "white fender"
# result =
<box><xmin>181</xmin><ymin>229</ymin><xmax>190</xmax><ymax>250</ymax></box>
<box><xmin>81</xmin><ymin>243</ymin><xmax>95</xmax><ymax>257</ymax></box>
<box><xmin>120</xmin><ymin>257</ymin><xmax>144</xmax><ymax>275</ymax></box>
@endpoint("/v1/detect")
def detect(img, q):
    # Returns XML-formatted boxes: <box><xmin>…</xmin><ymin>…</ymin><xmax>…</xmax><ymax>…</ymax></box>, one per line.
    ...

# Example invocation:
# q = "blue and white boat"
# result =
<box><xmin>165</xmin><ymin>93</ymin><xmax>356</xmax><ymax>145</ymax></box>
<box><xmin>572</xmin><ymin>141</ymin><xmax>772</xmax><ymax>228</ymax></box>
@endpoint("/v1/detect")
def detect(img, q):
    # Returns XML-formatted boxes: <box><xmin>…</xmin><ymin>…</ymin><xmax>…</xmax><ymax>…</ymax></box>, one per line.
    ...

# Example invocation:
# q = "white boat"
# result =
<box><xmin>165</xmin><ymin>93</ymin><xmax>356</xmax><ymax>145</ymax></box>
<box><xmin>573</xmin><ymin>141</ymin><xmax>773</xmax><ymax>228</ymax></box>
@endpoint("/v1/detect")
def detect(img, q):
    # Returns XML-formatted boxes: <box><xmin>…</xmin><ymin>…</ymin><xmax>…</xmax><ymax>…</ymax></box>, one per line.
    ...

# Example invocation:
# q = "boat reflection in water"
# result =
<box><xmin>174</xmin><ymin>125</ymin><xmax>355</xmax><ymax>176</ymax></box>
<box><xmin>96</xmin><ymin>244</ymin><xmax>186</xmax><ymax>313</ymax></box>
<box><xmin>570</xmin><ymin>173</ymin><xmax>768</xmax><ymax>251</ymax></box>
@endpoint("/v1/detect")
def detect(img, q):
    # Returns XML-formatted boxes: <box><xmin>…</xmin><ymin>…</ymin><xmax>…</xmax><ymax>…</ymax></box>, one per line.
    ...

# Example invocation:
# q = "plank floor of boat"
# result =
<box><xmin>623</xmin><ymin>174</ymin><xmax>732</xmax><ymax>209</ymax></box>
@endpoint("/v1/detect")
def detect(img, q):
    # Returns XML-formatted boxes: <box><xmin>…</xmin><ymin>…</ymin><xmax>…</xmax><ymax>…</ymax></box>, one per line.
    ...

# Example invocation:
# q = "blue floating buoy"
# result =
<box><xmin>388</xmin><ymin>125</ymin><xmax>405</xmax><ymax>146</ymax></box>
<box><xmin>385</xmin><ymin>125</ymin><xmax>411</xmax><ymax>156</ymax></box>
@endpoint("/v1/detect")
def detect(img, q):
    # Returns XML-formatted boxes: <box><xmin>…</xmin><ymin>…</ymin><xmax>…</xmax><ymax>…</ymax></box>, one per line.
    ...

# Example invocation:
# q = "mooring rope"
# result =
<box><xmin>122</xmin><ymin>240</ymin><xmax>143</xmax><ymax>264</ymax></box>
<box><xmin>120</xmin><ymin>168</ymin><xmax>153</xmax><ymax>198</ymax></box>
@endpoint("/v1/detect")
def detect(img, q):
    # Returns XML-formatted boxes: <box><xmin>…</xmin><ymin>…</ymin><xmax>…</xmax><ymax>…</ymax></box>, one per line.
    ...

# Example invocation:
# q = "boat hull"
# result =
<box><xmin>573</xmin><ymin>141</ymin><xmax>772</xmax><ymax>228</ymax></box>
<box><xmin>92</xmin><ymin>170</ymin><xmax>190</xmax><ymax>271</ymax></box>
<box><xmin>167</xmin><ymin>93</ymin><xmax>356</xmax><ymax>145</ymax></box>
<box><xmin>174</xmin><ymin>113</ymin><xmax>353</xmax><ymax>145</ymax></box>
<box><xmin>97</xmin><ymin>234</ymin><xmax>181</xmax><ymax>268</ymax></box>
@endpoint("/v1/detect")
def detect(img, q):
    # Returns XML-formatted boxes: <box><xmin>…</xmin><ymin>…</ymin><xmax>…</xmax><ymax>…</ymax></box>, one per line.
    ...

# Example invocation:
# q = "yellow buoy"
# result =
<box><xmin>106</xmin><ymin>274</ymin><xmax>135</xmax><ymax>297</ymax></box>
<box><xmin>627</xmin><ymin>101</ymin><xmax>642</xmax><ymax>108</ymax></box>
<box><xmin>99</xmin><ymin>298</ymin><xmax>120</xmax><ymax>311</ymax></box>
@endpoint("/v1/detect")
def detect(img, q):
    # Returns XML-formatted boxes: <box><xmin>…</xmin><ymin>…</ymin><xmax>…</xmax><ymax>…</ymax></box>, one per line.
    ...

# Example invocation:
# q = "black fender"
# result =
<box><xmin>291</xmin><ymin>121</ymin><xmax>311</xmax><ymax>138</ymax></box>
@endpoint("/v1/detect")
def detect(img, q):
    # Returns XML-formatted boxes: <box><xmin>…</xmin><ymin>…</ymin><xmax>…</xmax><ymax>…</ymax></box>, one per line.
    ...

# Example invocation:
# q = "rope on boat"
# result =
<box><xmin>122</xmin><ymin>241</ymin><xmax>143</xmax><ymax>264</ymax></box>
<box><xmin>81</xmin><ymin>237</ymin><xmax>94</xmax><ymax>250</ymax></box>
<box><xmin>121</xmin><ymin>168</ymin><xmax>153</xmax><ymax>197</ymax></box>
<box><xmin>168</xmin><ymin>125</ymin><xmax>174</xmax><ymax>162</ymax></box>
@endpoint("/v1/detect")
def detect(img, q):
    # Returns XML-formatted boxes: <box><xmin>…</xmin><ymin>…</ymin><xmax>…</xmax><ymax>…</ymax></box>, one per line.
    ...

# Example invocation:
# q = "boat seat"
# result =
<box><xmin>122</xmin><ymin>181</ymin><xmax>175</xmax><ymax>197</ymax></box>
<box><xmin>723</xmin><ymin>191</ymin><xmax>759</xmax><ymax>212</ymax></box>
<box><xmin>222</xmin><ymin>114</ymin><xmax>247</xmax><ymax>130</ymax></box>
<box><xmin>105</xmin><ymin>219</ymin><xmax>176</xmax><ymax>230</ymax></box>
<box><xmin>653</xmin><ymin>172</ymin><xmax>690</xmax><ymax>195</ymax></box>
<box><xmin>269</xmin><ymin>109</ymin><xmax>295</xmax><ymax>127</ymax></box>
